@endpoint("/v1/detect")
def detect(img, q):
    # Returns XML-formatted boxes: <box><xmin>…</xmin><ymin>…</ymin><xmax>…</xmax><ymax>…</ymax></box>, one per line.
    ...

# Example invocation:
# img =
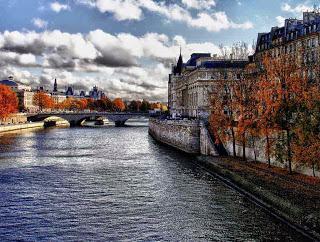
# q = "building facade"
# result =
<box><xmin>89</xmin><ymin>86</ymin><xmax>105</xmax><ymax>100</ymax></box>
<box><xmin>0</xmin><ymin>77</ymin><xmax>38</xmax><ymax>112</ymax></box>
<box><xmin>168</xmin><ymin>53</ymin><xmax>247</xmax><ymax>119</ymax></box>
<box><xmin>254</xmin><ymin>10</ymin><xmax>320</xmax><ymax>84</ymax></box>
<box><xmin>51</xmin><ymin>79</ymin><xmax>67</xmax><ymax>104</ymax></box>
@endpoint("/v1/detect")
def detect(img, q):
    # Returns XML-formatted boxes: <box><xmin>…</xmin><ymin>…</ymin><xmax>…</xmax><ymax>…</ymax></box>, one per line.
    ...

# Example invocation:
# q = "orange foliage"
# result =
<box><xmin>58</xmin><ymin>98</ymin><xmax>88</xmax><ymax>111</ymax></box>
<box><xmin>210</xmin><ymin>79</ymin><xmax>238</xmax><ymax>157</ymax></box>
<box><xmin>113</xmin><ymin>98</ymin><xmax>126</xmax><ymax>111</ymax></box>
<box><xmin>0</xmin><ymin>84</ymin><xmax>18</xmax><ymax>119</ymax></box>
<box><xmin>33</xmin><ymin>92</ymin><xmax>54</xmax><ymax>111</ymax></box>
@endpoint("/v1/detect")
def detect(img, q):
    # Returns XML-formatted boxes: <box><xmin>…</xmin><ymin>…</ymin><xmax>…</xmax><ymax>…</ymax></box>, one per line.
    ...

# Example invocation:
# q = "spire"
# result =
<box><xmin>176</xmin><ymin>47</ymin><xmax>183</xmax><ymax>75</ymax></box>
<box><xmin>53</xmin><ymin>78</ymin><xmax>58</xmax><ymax>92</ymax></box>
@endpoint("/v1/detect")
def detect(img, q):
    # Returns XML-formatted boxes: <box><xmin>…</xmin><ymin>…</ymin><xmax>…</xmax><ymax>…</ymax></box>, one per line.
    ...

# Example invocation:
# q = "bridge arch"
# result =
<box><xmin>27</xmin><ymin>112</ymin><xmax>150</xmax><ymax>127</ymax></box>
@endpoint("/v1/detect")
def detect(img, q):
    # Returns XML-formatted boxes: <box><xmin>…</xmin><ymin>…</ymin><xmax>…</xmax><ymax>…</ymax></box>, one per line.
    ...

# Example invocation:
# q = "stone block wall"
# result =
<box><xmin>223</xmin><ymin>133</ymin><xmax>319</xmax><ymax>177</ymax></box>
<box><xmin>149</xmin><ymin>118</ymin><xmax>201</xmax><ymax>154</ymax></box>
<box><xmin>199</xmin><ymin>122</ymin><xmax>219</xmax><ymax>156</ymax></box>
<box><xmin>0</xmin><ymin>113</ymin><xmax>27</xmax><ymax>125</ymax></box>
<box><xmin>149</xmin><ymin>118</ymin><xmax>220</xmax><ymax>156</ymax></box>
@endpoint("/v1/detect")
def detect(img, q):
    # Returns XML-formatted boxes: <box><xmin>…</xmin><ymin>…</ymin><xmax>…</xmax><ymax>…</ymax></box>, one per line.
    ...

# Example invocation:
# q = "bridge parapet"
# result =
<box><xmin>27</xmin><ymin>112</ymin><xmax>149</xmax><ymax>127</ymax></box>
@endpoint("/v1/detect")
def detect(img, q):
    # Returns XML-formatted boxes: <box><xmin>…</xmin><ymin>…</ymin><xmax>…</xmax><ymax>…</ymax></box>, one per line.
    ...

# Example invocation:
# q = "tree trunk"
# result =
<box><xmin>242</xmin><ymin>132</ymin><xmax>246</xmax><ymax>161</ymax></box>
<box><xmin>253</xmin><ymin>139</ymin><xmax>257</xmax><ymax>162</ymax></box>
<box><xmin>266</xmin><ymin>134</ymin><xmax>271</xmax><ymax>168</ymax></box>
<box><xmin>286</xmin><ymin>129</ymin><xmax>292</xmax><ymax>174</ymax></box>
<box><xmin>312</xmin><ymin>163</ymin><xmax>316</xmax><ymax>177</ymax></box>
<box><xmin>231</xmin><ymin>127</ymin><xmax>236</xmax><ymax>157</ymax></box>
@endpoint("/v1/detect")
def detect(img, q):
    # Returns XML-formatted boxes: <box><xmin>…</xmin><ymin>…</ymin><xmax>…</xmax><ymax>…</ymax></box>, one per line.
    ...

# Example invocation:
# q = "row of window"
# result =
<box><xmin>268</xmin><ymin>37</ymin><xmax>319</xmax><ymax>57</ymax></box>
<box><xmin>191</xmin><ymin>72</ymin><xmax>242</xmax><ymax>81</ymax></box>
<box><xmin>259</xmin><ymin>28</ymin><xmax>319</xmax><ymax>51</ymax></box>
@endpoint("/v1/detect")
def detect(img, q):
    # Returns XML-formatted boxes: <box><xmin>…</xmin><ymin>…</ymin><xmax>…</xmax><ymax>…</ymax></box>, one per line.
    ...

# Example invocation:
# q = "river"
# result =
<box><xmin>0</xmin><ymin>122</ymin><xmax>308</xmax><ymax>241</ymax></box>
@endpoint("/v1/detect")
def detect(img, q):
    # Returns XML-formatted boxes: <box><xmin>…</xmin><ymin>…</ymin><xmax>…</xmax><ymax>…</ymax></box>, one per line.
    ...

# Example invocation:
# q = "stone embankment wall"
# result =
<box><xmin>223</xmin><ymin>132</ymin><xmax>319</xmax><ymax>177</ymax></box>
<box><xmin>0</xmin><ymin>122</ymin><xmax>44</xmax><ymax>133</ymax></box>
<box><xmin>0</xmin><ymin>113</ymin><xmax>28</xmax><ymax>125</ymax></box>
<box><xmin>149</xmin><ymin>118</ymin><xmax>200</xmax><ymax>153</ymax></box>
<box><xmin>199</xmin><ymin>122</ymin><xmax>219</xmax><ymax>156</ymax></box>
<box><xmin>149</xmin><ymin>118</ymin><xmax>318</xmax><ymax>177</ymax></box>
<box><xmin>149</xmin><ymin>118</ymin><xmax>219</xmax><ymax>155</ymax></box>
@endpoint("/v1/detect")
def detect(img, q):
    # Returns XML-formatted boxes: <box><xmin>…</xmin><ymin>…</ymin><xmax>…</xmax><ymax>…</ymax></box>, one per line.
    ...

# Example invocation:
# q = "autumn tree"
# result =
<box><xmin>78</xmin><ymin>99</ymin><xmax>88</xmax><ymax>110</ymax></box>
<box><xmin>291</xmin><ymin>54</ymin><xmax>320</xmax><ymax>176</ymax></box>
<box><xmin>210</xmin><ymin>78</ymin><xmax>238</xmax><ymax>157</ymax></box>
<box><xmin>33</xmin><ymin>91</ymin><xmax>54</xmax><ymax>111</ymax></box>
<box><xmin>140</xmin><ymin>100</ymin><xmax>151</xmax><ymax>112</ymax></box>
<box><xmin>259</xmin><ymin>51</ymin><xmax>305</xmax><ymax>173</ymax></box>
<box><xmin>94</xmin><ymin>97</ymin><xmax>113</xmax><ymax>111</ymax></box>
<box><xmin>0</xmin><ymin>84</ymin><xmax>18</xmax><ymax>120</ymax></box>
<box><xmin>254</xmin><ymin>55</ymin><xmax>283</xmax><ymax>167</ymax></box>
<box><xmin>113</xmin><ymin>98</ymin><xmax>126</xmax><ymax>112</ymax></box>
<box><xmin>234</xmin><ymin>63</ymin><xmax>259</xmax><ymax>161</ymax></box>
<box><xmin>128</xmin><ymin>100</ymin><xmax>141</xmax><ymax>111</ymax></box>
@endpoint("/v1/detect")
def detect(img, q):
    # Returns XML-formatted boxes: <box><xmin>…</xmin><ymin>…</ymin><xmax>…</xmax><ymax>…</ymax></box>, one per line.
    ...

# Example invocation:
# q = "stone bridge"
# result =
<box><xmin>27</xmin><ymin>112</ymin><xmax>150</xmax><ymax>127</ymax></box>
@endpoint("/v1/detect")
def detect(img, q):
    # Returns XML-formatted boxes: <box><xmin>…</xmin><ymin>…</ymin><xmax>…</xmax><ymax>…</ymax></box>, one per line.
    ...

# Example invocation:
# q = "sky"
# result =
<box><xmin>0</xmin><ymin>0</ymin><xmax>316</xmax><ymax>101</ymax></box>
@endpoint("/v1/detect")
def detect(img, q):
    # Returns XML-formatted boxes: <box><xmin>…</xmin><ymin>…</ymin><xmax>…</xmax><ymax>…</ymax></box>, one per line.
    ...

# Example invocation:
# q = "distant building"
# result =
<box><xmin>168</xmin><ymin>53</ymin><xmax>247</xmax><ymax>119</ymax></box>
<box><xmin>0</xmin><ymin>78</ymin><xmax>19</xmax><ymax>91</ymax></box>
<box><xmin>65</xmin><ymin>86</ymin><xmax>74</xmax><ymax>97</ymax></box>
<box><xmin>51</xmin><ymin>79</ymin><xmax>67</xmax><ymax>104</ymax></box>
<box><xmin>254</xmin><ymin>10</ymin><xmax>320</xmax><ymax>84</ymax></box>
<box><xmin>80</xmin><ymin>90</ymin><xmax>86</xmax><ymax>97</ymax></box>
<box><xmin>0</xmin><ymin>77</ymin><xmax>37</xmax><ymax>112</ymax></box>
<box><xmin>89</xmin><ymin>86</ymin><xmax>105</xmax><ymax>100</ymax></box>
<box><xmin>53</xmin><ymin>78</ymin><xmax>58</xmax><ymax>92</ymax></box>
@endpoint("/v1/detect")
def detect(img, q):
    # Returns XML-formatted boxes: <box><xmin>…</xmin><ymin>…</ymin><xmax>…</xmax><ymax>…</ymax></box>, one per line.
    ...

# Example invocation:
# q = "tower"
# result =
<box><xmin>175</xmin><ymin>47</ymin><xmax>183</xmax><ymax>75</ymax></box>
<box><xmin>53</xmin><ymin>78</ymin><xmax>58</xmax><ymax>92</ymax></box>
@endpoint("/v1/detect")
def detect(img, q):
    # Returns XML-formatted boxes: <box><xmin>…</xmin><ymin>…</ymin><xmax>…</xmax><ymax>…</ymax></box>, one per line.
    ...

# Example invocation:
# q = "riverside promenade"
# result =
<box><xmin>197</xmin><ymin>156</ymin><xmax>320</xmax><ymax>241</ymax></box>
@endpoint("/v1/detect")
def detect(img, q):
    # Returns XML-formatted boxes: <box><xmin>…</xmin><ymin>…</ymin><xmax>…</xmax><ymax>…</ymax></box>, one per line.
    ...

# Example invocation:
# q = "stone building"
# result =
<box><xmin>168</xmin><ymin>53</ymin><xmax>247</xmax><ymax>119</ymax></box>
<box><xmin>0</xmin><ymin>77</ymin><xmax>38</xmax><ymax>112</ymax></box>
<box><xmin>51</xmin><ymin>79</ymin><xmax>67</xmax><ymax>104</ymax></box>
<box><xmin>89</xmin><ymin>86</ymin><xmax>105</xmax><ymax>100</ymax></box>
<box><xmin>254</xmin><ymin>9</ymin><xmax>320</xmax><ymax>83</ymax></box>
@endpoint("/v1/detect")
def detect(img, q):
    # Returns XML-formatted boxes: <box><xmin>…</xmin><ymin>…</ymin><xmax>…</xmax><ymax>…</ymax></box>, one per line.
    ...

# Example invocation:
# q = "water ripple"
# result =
<box><xmin>0</xmin><ymin>126</ymin><xmax>308</xmax><ymax>241</ymax></box>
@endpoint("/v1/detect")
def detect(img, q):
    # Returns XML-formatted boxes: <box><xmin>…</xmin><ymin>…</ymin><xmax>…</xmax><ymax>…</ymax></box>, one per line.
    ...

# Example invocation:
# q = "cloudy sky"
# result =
<box><xmin>0</xmin><ymin>0</ymin><xmax>315</xmax><ymax>101</ymax></box>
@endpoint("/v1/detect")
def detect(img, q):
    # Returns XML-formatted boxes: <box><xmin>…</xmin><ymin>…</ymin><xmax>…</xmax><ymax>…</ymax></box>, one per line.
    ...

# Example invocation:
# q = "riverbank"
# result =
<box><xmin>0</xmin><ymin>119</ymin><xmax>70</xmax><ymax>134</ymax></box>
<box><xmin>197</xmin><ymin>156</ymin><xmax>320</xmax><ymax>241</ymax></box>
<box><xmin>0</xmin><ymin>122</ymin><xmax>44</xmax><ymax>134</ymax></box>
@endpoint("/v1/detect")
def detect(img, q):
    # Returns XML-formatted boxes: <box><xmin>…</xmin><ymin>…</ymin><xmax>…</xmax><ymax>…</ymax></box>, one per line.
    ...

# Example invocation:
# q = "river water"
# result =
<box><xmin>0</xmin><ymin>122</ymin><xmax>308</xmax><ymax>241</ymax></box>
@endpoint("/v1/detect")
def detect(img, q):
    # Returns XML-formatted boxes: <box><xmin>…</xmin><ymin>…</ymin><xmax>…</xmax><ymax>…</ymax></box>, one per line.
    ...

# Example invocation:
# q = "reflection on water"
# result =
<box><xmin>0</xmin><ymin>125</ymin><xmax>308</xmax><ymax>241</ymax></box>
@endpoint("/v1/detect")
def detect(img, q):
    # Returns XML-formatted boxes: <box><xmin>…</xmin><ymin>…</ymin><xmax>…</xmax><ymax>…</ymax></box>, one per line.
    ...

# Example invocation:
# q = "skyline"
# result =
<box><xmin>0</xmin><ymin>0</ymin><xmax>316</xmax><ymax>101</ymax></box>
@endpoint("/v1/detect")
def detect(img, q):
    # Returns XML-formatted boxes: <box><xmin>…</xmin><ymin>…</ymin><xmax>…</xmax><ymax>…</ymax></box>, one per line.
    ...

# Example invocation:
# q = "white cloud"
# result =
<box><xmin>50</xmin><ymin>1</ymin><xmax>70</xmax><ymax>12</ymax></box>
<box><xmin>32</xmin><ymin>18</ymin><xmax>48</xmax><ymax>29</ymax></box>
<box><xmin>79</xmin><ymin>0</ymin><xmax>253</xmax><ymax>32</ymax></box>
<box><xmin>189</xmin><ymin>12</ymin><xmax>253</xmax><ymax>32</ymax></box>
<box><xmin>281</xmin><ymin>3</ymin><xmax>312</xmax><ymax>14</ymax></box>
<box><xmin>276</xmin><ymin>16</ymin><xmax>285</xmax><ymax>26</ymax></box>
<box><xmin>0</xmin><ymin>29</ymin><xmax>233</xmax><ymax>101</ymax></box>
<box><xmin>96</xmin><ymin>0</ymin><xmax>142</xmax><ymax>21</ymax></box>
<box><xmin>181</xmin><ymin>0</ymin><xmax>216</xmax><ymax>9</ymax></box>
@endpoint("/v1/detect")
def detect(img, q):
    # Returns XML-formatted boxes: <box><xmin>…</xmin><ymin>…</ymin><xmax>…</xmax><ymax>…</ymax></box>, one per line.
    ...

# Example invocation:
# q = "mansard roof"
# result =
<box><xmin>200</xmin><ymin>60</ymin><xmax>248</xmax><ymax>69</ymax></box>
<box><xmin>186</xmin><ymin>53</ymin><xmax>211</xmax><ymax>66</ymax></box>
<box><xmin>256</xmin><ymin>10</ymin><xmax>320</xmax><ymax>53</ymax></box>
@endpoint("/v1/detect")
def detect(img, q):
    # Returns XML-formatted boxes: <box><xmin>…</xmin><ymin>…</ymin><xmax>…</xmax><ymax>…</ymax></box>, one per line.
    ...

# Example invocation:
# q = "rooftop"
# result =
<box><xmin>0</xmin><ymin>79</ymin><xmax>18</xmax><ymax>87</ymax></box>
<box><xmin>256</xmin><ymin>10</ymin><xmax>320</xmax><ymax>53</ymax></box>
